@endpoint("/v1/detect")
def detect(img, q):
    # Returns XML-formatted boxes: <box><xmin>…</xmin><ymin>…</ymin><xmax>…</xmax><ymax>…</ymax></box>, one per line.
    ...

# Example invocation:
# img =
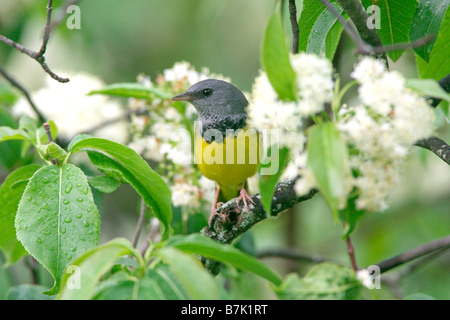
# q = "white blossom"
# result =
<box><xmin>338</xmin><ymin>57</ymin><xmax>435</xmax><ymax>211</ymax></box>
<box><xmin>12</xmin><ymin>72</ymin><xmax>128</xmax><ymax>143</ymax></box>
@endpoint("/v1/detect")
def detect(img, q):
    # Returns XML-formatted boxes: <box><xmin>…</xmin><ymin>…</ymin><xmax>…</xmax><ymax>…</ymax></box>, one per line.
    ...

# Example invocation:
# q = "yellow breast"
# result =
<box><xmin>195</xmin><ymin>127</ymin><xmax>262</xmax><ymax>187</ymax></box>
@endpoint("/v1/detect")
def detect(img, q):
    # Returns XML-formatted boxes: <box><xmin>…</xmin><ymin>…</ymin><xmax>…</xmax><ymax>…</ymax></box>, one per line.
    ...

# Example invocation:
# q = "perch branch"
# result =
<box><xmin>201</xmin><ymin>178</ymin><xmax>318</xmax><ymax>274</ymax></box>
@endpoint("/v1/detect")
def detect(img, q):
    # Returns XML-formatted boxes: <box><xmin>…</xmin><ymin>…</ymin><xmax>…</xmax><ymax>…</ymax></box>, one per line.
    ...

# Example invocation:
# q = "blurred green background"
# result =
<box><xmin>0</xmin><ymin>0</ymin><xmax>449</xmax><ymax>300</ymax></box>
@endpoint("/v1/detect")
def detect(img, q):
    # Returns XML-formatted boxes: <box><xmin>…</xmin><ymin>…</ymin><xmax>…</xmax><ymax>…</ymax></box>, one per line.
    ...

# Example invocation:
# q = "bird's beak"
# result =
<box><xmin>171</xmin><ymin>91</ymin><xmax>194</xmax><ymax>101</ymax></box>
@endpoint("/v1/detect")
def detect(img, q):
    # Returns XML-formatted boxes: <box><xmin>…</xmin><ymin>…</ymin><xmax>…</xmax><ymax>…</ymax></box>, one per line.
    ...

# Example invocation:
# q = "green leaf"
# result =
<box><xmin>403</xmin><ymin>293</ymin><xmax>437</xmax><ymax>300</ymax></box>
<box><xmin>157</xmin><ymin>247</ymin><xmax>219</xmax><ymax>300</ymax></box>
<box><xmin>0</xmin><ymin>109</ymin><xmax>22</xmax><ymax>169</ymax></box>
<box><xmin>274</xmin><ymin>263</ymin><xmax>362</xmax><ymax>300</ymax></box>
<box><xmin>0</xmin><ymin>85</ymin><xmax>18</xmax><ymax>105</ymax></box>
<box><xmin>417</xmin><ymin>7</ymin><xmax>450</xmax><ymax>80</ymax></box>
<box><xmin>406</xmin><ymin>78</ymin><xmax>450</xmax><ymax>104</ymax></box>
<box><xmin>307</xmin><ymin>3</ymin><xmax>344</xmax><ymax>59</ymax></box>
<box><xmin>0</xmin><ymin>164</ymin><xmax>41</xmax><ymax>265</ymax></box>
<box><xmin>143</xmin><ymin>267</ymin><xmax>189</xmax><ymax>300</ymax></box>
<box><xmin>69</xmin><ymin>137</ymin><xmax>172</xmax><ymax>238</ymax></box>
<box><xmin>262</xmin><ymin>6</ymin><xmax>297</xmax><ymax>101</ymax></box>
<box><xmin>58</xmin><ymin>238</ymin><xmax>142</xmax><ymax>300</ymax></box>
<box><xmin>0</xmin><ymin>127</ymin><xmax>31</xmax><ymax>143</ymax></box>
<box><xmin>410</xmin><ymin>0</ymin><xmax>450</xmax><ymax>63</ymax></box>
<box><xmin>307</xmin><ymin>122</ymin><xmax>349</xmax><ymax>221</ymax></box>
<box><xmin>339</xmin><ymin>193</ymin><xmax>366</xmax><ymax>239</ymax></box>
<box><xmin>375</xmin><ymin>0</ymin><xmax>418</xmax><ymax>62</ymax></box>
<box><xmin>258</xmin><ymin>146</ymin><xmax>290</xmax><ymax>216</ymax></box>
<box><xmin>87</xmin><ymin>175</ymin><xmax>121</xmax><ymax>193</ymax></box>
<box><xmin>15</xmin><ymin>164</ymin><xmax>101</xmax><ymax>295</ymax></box>
<box><xmin>324</xmin><ymin>17</ymin><xmax>345</xmax><ymax>61</ymax></box>
<box><xmin>166</xmin><ymin>234</ymin><xmax>283</xmax><ymax>286</ymax></box>
<box><xmin>7</xmin><ymin>285</ymin><xmax>54</xmax><ymax>300</ymax></box>
<box><xmin>89</xmin><ymin>83</ymin><xmax>171</xmax><ymax>100</ymax></box>
<box><xmin>297</xmin><ymin>0</ymin><xmax>327</xmax><ymax>53</ymax></box>
<box><xmin>46</xmin><ymin>142</ymin><xmax>68</xmax><ymax>163</ymax></box>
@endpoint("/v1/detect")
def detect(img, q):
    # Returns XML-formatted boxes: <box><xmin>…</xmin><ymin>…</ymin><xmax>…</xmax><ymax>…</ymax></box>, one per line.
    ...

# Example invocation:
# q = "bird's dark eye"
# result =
<box><xmin>202</xmin><ymin>88</ymin><xmax>212</xmax><ymax>96</ymax></box>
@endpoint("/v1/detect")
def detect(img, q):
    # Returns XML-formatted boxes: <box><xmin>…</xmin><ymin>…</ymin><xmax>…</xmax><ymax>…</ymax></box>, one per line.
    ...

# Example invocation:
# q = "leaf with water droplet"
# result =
<box><xmin>69</xmin><ymin>137</ymin><xmax>172</xmax><ymax>239</ymax></box>
<box><xmin>410</xmin><ymin>0</ymin><xmax>450</xmax><ymax>63</ymax></box>
<box><xmin>15</xmin><ymin>163</ymin><xmax>100</xmax><ymax>295</ymax></box>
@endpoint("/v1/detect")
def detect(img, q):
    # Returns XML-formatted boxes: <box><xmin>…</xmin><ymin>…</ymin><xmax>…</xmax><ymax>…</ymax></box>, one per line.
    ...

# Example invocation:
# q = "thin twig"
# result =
<box><xmin>375</xmin><ymin>235</ymin><xmax>450</xmax><ymax>274</ymax></box>
<box><xmin>345</xmin><ymin>234</ymin><xmax>358</xmax><ymax>271</ymax></box>
<box><xmin>257</xmin><ymin>247</ymin><xmax>327</xmax><ymax>264</ymax></box>
<box><xmin>132</xmin><ymin>199</ymin><xmax>147</xmax><ymax>248</ymax></box>
<box><xmin>288</xmin><ymin>0</ymin><xmax>299</xmax><ymax>54</ymax></box>
<box><xmin>0</xmin><ymin>0</ymin><xmax>69</xmax><ymax>83</ymax></box>
<box><xmin>317</xmin><ymin>0</ymin><xmax>372</xmax><ymax>55</ymax></box>
<box><xmin>0</xmin><ymin>64</ymin><xmax>46</xmax><ymax>123</ymax></box>
<box><xmin>369</xmin><ymin>34</ymin><xmax>435</xmax><ymax>55</ymax></box>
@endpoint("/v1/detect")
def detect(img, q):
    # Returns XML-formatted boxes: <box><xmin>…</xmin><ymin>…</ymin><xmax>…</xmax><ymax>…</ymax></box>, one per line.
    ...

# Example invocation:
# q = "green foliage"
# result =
<box><xmin>262</xmin><ymin>5</ymin><xmax>297</xmax><ymax>101</ymax></box>
<box><xmin>416</xmin><ymin>6</ymin><xmax>450</xmax><ymax>80</ymax></box>
<box><xmin>166</xmin><ymin>234</ymin><xmax>283</xmax><ymax>286</ymax></box>
<box><xmin>0</xmin><ymin>165</ymin><xmax>41</xmax><ymax>265</ymax></box>
<box><xmin>57</xmin><ymin>238</ymin><xmax>143</xmax><ymax>300</ymax></box>
<box><xmin>375</xmin><ymin>0</ymin><xmax>417</xmax><ymax>62</ymax></box>
<box><xmin>258</xmin><ymin>146</ymin><xmax>290</xmax><ymax>216</ymax></box>
<box><xmin>307</xmin><ymin>122</ymin><xmax>349</xmax><ymax>222</ymax></box>
<box><xmin>89</xmin><ymin>83</ymin><xmax>171</xmax><ymax>100</ymax></box>
<box><xmin>274</xmin><ymin>263</ymin><xmax>362</xmax><ymax>300</ymax></box>
<box><xmin>1</xmin><ymin>0</ymin><xmax>449</xmax><ymax>301</ymax></box>
<box><xmin>306</xmin><ymin>2</ymin><xmax>344</xmax><ymax>60</ymax></box>
<box><xmin>15</xmin><ymin>163</ymin><xmax>100</xmax><ymax>295</ymax></box>
<box><xmin>410</xmin><ymin>0</ymin><xmax>450</xmax><ymax>63</ymax></box>
<box><xmin>69</xmin><ymin>136</ymin><xmax>173</xmax><ymax>238</ymax></box>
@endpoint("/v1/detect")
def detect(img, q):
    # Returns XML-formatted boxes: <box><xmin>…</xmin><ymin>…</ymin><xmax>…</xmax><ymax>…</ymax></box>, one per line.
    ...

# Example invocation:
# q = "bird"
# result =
<box><xmin>172</xmin><ymin>79</ymin><xmax>262</xmax><ymax>225</ymax></box>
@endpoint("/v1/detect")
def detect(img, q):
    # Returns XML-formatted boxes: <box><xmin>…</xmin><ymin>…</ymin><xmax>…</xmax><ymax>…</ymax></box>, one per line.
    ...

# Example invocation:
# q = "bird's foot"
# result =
<box><xmin>236</xmin><ymin>188</ymin><xmax>255</xmax><ymax>213</ymax></box>
<box><xmin>208</xmin><ymin>202</ymin><xmax>229</xmax><ymax>226</ymax></box>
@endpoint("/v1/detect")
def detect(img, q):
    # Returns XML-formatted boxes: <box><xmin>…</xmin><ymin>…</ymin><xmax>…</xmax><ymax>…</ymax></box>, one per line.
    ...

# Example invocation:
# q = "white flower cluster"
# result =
<box><xmin>12</xmin><ymin>72</ymin><xmax>128</xmax><ymax>143</ymax></box>
<box><xmin>128</xmin><ymin>62</ymin><xmax>227</xmax><ymax>210</ymax></box>
<box><xmin>248</xmin><ymin>53</ymin><xmax>334</xmax><ymax>196</ymax></box>
<box><xmin>338</xmin><ymin>57</ymin><xmax>435</xmax><ymax>211</ymax></box>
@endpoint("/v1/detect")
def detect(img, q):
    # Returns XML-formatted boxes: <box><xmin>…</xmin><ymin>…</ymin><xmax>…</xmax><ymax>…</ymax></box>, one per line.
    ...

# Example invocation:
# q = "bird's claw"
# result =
<box><xmin>236</xmin><ymin>188</ymin><xmax>255</xmax><ymax>213</ymax></box>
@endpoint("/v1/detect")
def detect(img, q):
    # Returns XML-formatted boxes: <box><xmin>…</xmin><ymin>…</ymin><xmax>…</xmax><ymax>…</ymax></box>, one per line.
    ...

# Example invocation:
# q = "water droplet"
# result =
<box><xmin>27</xmin><ymin>196</ymin><xmax>32</xmax><ymax>201</ymax></box>
<box><xmin>64</xmin><ymin>217</ymin><xmax>72</xmax><ymax>223</ymax></box>
<box><xmin>76</xmin><ymin>213</ymin><xmax>83</xmax><ymax>219</ymax></box>
<box><xmin>70</xmin><ymin>246</ymin><xmax>77</xmax><ymax>252</ymax></box>
<box><xmin>82</xmin><ymin>186</ymin><xmax>89</xmax><ymax>195</ymax></box>
<box><xmin>76</xmin><ymin>183</ymin><xmax>82</xmax><ymax>188</ymax></box>
<box><xmin>63</xmin><ymin>199</ymin><xmax>70</xmax><ymax>205</ymax></box>
<box><xmin>36</xmin><ymin>237</ymin><xmax>42</xmax><ymax>244</ymax></box>
<box><xmin>65</xmin><ymin>183</ymin><xmax>73</xmax><ymax>194</ymax></box>
<box><xmin>29</xmin><ymin>181</ymin><xmax>37</xmax><ymax>191</ymax></box>
<box><xmin>84</xmin><ymin>220</ymin><xmax>90</xmax><ymax>227</ymax></box>
<box><xmin>61</xmin><ymin>227</ymin><xmax>67</xmax><ymax>234</ymax></box>
<box><xmin>77</xmin><ymin>198</ymin><xmax>84</xmax><ymax>203</ymax></box>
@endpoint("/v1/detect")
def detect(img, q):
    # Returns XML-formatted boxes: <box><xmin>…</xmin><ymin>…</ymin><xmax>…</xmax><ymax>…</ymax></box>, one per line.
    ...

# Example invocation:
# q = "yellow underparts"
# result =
<box><xmin>195</xmin><ymin>127</ymin><xmax>262</xmax><ymax>201</ymax></box>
